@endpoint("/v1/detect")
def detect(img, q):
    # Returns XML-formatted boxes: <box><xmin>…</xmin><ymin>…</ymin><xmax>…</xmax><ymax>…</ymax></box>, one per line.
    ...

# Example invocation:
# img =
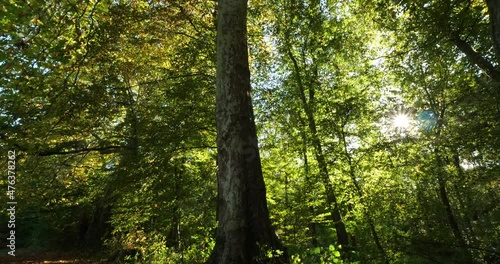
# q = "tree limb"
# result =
<box><xmin>37</xmin><ymin>146</ymin><xmax>123</xmax><ymax>156</ymax></box>
<box><xmin>485</xmin><ymin>0</ymin><xmax>500</xmax><ymax>64</ymax></box>
<box><xmin>450</xmin><ymin>32</ymin><xmax>500</xmax><ymax>82</ymax></box>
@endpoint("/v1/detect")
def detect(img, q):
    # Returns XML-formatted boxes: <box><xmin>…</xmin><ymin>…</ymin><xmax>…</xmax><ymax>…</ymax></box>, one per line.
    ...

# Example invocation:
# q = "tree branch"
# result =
<box><xmin>37</xmin><ymin>146</ymin><xmax>123</xmax><ymax>156</ymax></box>
<box><xmin>450</xmin><ymin>32</ymin><xmax>500</xmax><ymax>82</ymax></box>
<box><xmin>485</xmin><ymin>0</ymin><xmax>500</xmax><ymax>64</ymax></box>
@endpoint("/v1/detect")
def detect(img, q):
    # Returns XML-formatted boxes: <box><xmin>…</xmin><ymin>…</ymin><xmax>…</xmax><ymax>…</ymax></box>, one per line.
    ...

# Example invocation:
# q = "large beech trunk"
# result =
<box><xmin>206</xmin><ymin>0</ymin><xmax>287</xmax><ymax>263</ymax></box>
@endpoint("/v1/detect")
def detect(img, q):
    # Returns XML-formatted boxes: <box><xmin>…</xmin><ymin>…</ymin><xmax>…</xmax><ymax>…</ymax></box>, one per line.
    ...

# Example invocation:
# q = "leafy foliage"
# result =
<box><xmin>0</xmin><ymin>0</ymin><xmax>498</xmax><ymax>263</ymax></box>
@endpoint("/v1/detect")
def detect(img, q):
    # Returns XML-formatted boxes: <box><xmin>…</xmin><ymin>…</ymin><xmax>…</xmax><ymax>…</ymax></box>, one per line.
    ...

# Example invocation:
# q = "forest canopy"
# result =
<box><xmin>0</xmin><ymin>0</ymin><xmax>499</xmax><ymax>263</ymax></box>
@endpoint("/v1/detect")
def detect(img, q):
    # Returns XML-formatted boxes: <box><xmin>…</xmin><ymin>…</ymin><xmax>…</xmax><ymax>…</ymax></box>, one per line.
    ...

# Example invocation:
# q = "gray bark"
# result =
<box><xmin>206</xmin><ymin>0</ymin><xmax>287</xmax><ymax>263</ymax></box>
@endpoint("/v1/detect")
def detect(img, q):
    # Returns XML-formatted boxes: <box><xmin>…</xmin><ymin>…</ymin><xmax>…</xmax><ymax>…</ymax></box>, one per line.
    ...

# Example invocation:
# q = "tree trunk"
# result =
<box><xmin>450</xmin><ymin>33</ymin><xmax>500</xmax><ymax>83</ymax></box>
<box><xmin>167</xmin><ymin>167</ymin><xmax>181</xmax><ymax>249</ymax></box>
<box><xmin>435</xmin><ymin>166</ymin><xmax>474</xmax><ymax>262</ymax></box>
<box><xmin>287</xmin><ymin>49</ymin><xmax>350</xmax><ymax>251</ymax></box>
<box><xmin>449</xmin><ymin>0</ymin><xmax>500</xmax><ymax>83</ymax></box>
<box><xmin>339</xmin><ymin>128</ymin><xmax>388</xmax><ymax>263</ymax></box>
<box><xmin>300</xmin><ymin>125</ymin><xmax>317</xmax><ymax>247</ymax></box>
<box><xmin>206</xmin><ymin>0</ymin><xmax>287</xmax><ymax>263</ymax></box>
<box><xmin>485</xmin><ymin>0</ymin><xmax>500</xmax><ymax>64</ymax></box>
<box><xmin>82</xmin><ymin>201</ymin><xmax>111</xmax><ymax>249</ymax></box>
<box><xmin>434</xmin><ymin>115</ymin><xmax>473</xmax><ymax>262</ymax></box>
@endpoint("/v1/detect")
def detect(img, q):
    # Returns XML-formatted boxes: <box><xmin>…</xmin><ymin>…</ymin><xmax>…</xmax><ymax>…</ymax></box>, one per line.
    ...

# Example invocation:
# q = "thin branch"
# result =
<box><xmin>37</xmin><ymin>146</ymin><xmax>123</xmax><ymax>156</ymax></box>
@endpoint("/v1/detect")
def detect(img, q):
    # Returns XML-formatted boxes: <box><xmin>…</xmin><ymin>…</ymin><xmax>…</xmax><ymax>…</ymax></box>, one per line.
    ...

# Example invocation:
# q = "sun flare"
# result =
<box><xmin>392</xmin><ymin>114</ymin><xmax>410</xmax><ymax>128</ymax></box>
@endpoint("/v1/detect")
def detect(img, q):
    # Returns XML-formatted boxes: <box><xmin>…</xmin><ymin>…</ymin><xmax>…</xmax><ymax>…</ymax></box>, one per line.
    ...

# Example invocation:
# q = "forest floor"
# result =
<box><xmin>0</xmin><ymin>249</ymin><xmax>108</xmax><ymax>264</ymax></box>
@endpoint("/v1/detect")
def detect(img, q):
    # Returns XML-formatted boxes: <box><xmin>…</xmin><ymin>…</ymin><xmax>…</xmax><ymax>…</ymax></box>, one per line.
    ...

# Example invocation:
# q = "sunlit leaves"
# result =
<box><xmin>1</xmin><ymin>0</ymin><xmax>498</xmax><ymax>262</ymax></box>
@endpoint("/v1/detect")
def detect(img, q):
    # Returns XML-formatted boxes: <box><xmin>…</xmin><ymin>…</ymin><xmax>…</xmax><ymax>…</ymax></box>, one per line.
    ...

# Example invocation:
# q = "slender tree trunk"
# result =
<box><xmin>206</xmin><ymin>1</ymin><xmax>287</xmax><ymax>263</ymax></box>
<box><xmin>435</xmin><ymin>162</ymin><xmax>466</xmax><ymax>246</ymax></box>
<box><xmin>435</xmin><ymin>162</ymin><xmax>472</xmax><ymax>261</ymax></box>
<box><xmin>82</xmin><ymin>199</ymin><xmax>111</xmax><ymax>249</ymax></box>
<box><xmin>433</xmin><ymin>129</ymin><xmax>473</xmax><ymax>262</ymax></box>
<box><xmin>312</xmin><ymin>137</ymin><xmax>350</xmax><ymax>249</ymax></box>
<box><xmin>340</xmin><ymin>130</ymin><xmax>388</xmax><ymax>263</ymax></box>
<box><xmin>345</xmin><ymin>176</ymin><xmax>384</xmax><ymax>262</ymax></box>
<box><xmin>452</xmin><ymin>154</ymin><xmax>477</xmax><ymax>243</ymax></box>
<box><xmin>167</xmin><ymin>167</ymin><xmax>182</xmax><ymax>249</ymax></box>
<box><xmin>287</xmin><ymin>50</ymin><xmax>349</xmax><ymax>250</ymax></box>
<box><xmin>299</xmin><ymin>120</ymin><xmax>317</xmax><ymax>246</ymax></box>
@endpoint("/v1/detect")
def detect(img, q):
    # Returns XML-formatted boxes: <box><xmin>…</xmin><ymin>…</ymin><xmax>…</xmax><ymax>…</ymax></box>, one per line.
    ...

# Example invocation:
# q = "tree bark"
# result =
<box><xmin>340</xmin><ymin>129</ymin><xmax>388</xmax><ymax>263</ymax></box>
<box><xmin>82</xmin><ymin>200</ymin><xmax>111</xmax><ymax>249</ymax></box>
<box><xmin>435</xmin><ymin>157</ymin><xmax>473</xmax><ymax>262</ymax></box>
<box><xmin>287</xmin><ymin>49</ymin><xmax>350</xmax><ymax>251</ymax></box>
<box><xmin>450</xmin><ymin>33</ymin><xmax>500</xmax><ymax>83</ymax></box>
<box><xmin>299</xmin><ymin>120</ymin><xmax>317</xmax><ymax>247</ymax></box>
<box><xmin>448</xmin><ymin>1</ymin><xmax>500</xmax><ymax>83</ymax></box>
<box><xmin>433</xmin><ymin>111</ymin><xmax>473</xmax><ymax>262</ymax></box>
<box><xmin>167</xmin><ymin>167</ymin><xmax>181</xmax><ymax>250</ymax></box>
<box><xmin>206</xmin><ymin>0</ymin><xmax>287</xmax><ymax>263</ymax></box>
<box><xmin>485</xmin><ymin>0</ymin><xmax>500</xmax><ymax>64</ymax></box>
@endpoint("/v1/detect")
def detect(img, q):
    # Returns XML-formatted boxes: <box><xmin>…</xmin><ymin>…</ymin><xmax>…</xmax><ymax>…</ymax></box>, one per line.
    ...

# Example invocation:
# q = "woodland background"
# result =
<box><xmin>0</xmin><ymin>0</ymin><xmax>499</xmax><ymax>263</ymax></box>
